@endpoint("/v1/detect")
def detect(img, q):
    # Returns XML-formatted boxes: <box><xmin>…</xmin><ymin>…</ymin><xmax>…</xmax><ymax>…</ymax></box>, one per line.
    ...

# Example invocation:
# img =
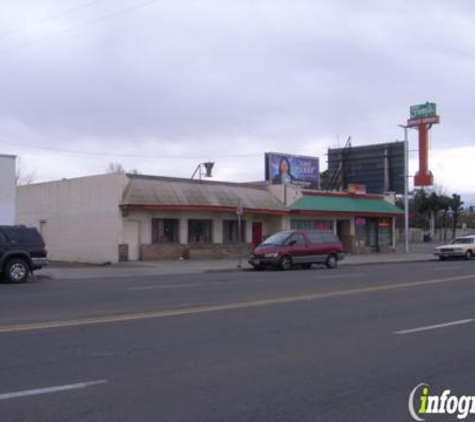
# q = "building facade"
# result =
<box><xmin>0</xmin><ymin>154</ymin><xmax>16</xmax><ymax>225</ymax></box>
<box><xmin>16</xmin><ymin>173</ymin><xmax>403</xmax><ymax>264</ymax></box>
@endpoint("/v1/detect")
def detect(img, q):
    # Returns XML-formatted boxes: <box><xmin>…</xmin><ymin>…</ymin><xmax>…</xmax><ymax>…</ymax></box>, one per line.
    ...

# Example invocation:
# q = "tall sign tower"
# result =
<box><xmin>407</xmin><ymin>102</ymin><xmax>440</xmax><ymax>186</ymax></box>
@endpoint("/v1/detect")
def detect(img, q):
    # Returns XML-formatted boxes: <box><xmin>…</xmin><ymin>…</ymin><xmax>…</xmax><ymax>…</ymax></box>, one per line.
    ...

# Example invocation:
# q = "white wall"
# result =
<box><xmin>16</xmin><ymin>173</ymin><xmax>129</xmax><ymax>264</ymax></box>
<box><xmin>0</xmin><ymin>155</ymin><xmax>16</xmax><ymax>225</ymax></box>
<box><xmin>268</xmin><ymin>184</ymin><xmax>302</xmax><ymax>206</ymax></box>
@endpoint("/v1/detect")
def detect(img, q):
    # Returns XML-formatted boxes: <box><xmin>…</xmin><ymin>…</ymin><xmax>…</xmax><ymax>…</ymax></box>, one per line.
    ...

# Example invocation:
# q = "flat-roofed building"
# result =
<box><xmin>0</xmin><ymin>154</ymin><xmax>16</xmax><ymax>225</ymax></box>
<box><xmin>16</xmin><ymin>173</ymin><xmax>404</xmax><ymax>264</ymax></box>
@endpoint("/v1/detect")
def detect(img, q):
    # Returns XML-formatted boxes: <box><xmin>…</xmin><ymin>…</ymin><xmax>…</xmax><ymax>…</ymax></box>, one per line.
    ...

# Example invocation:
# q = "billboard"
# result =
<box><xmin>327</xmin><ymin>142</ymin><xmax>405</xmax><ymax>194</ymax></box>
<box><xmin>265</xmin><ymin>153</ymin><xmax>319</xmax><ymax>190</ymax></box>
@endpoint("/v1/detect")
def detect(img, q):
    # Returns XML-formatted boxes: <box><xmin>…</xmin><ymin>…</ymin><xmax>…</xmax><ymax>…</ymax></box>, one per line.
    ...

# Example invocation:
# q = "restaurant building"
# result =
<box><xmin>16</xmin><ymin>173</ymin><xmax>403</xmax><ymax>264</ymax></box>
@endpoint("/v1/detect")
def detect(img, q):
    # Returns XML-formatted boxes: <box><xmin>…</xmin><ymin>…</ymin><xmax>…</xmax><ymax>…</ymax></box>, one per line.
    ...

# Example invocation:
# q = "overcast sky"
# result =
<box><xmin>1</xmin><ymin>0</ymin><xmax>474</xmax><ymax>200</ymax></box>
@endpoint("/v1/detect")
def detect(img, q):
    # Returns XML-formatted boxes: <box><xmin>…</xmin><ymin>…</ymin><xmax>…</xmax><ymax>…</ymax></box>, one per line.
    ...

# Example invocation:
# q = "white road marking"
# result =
<box><xmin>394</xmin><ymin>319</ymin><xmax>474</xmax><ymax>335</ymax></box>
<box><xmin>0</xmin><ymin>380</ymin><xmax>107</xmax><ymax>401</ymax></box>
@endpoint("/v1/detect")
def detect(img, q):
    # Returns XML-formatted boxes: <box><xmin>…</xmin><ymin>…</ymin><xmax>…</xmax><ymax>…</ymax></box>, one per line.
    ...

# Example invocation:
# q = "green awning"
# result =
<box><xmin>291</xmin><ymin>195</ymin><xmax>404</xmax><ymax>216</ymax></box>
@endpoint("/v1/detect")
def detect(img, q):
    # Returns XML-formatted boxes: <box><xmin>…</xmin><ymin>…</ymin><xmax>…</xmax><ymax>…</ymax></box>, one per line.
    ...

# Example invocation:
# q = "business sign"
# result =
<box><xmin>348</xmin><ymin>183</ymin><xmax>367</xmax><ymax>195</ymax></box>
<box><xmin>265</xmin><ymin>153</ymin><xmax>319</xmax><ymax>189</ymax></box>
<box><xmin>410</xmin><ymin>102</ymin><xmax>437</xmax><ymax>120</ymax></box>
<box><xmin>407</xmin><ymin>102</ymin><xmax>440</xmax><ymax>186</ymax></box>
<box><xmin>407</xmin><ymin>115</ymin><xmax>440</xmax><ymax>128</ymax></box>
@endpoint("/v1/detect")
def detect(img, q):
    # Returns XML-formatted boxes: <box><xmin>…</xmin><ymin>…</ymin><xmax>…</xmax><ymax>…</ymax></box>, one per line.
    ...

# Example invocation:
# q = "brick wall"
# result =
<box><xmin>141</xmin><ymin>243</ymin><xmax>252</xmax><ymax>260</ymax></box>
<box><xmin>141</xmin><ymin>244</ymin><xmax>187</xmax><ymax>260</ymax></box>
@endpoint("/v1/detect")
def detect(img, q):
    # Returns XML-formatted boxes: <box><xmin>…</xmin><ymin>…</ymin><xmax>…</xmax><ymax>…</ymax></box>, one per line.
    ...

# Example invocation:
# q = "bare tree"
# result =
<box><xmin>15</xmin><ymin>158</ymin><xmax>36</xmax><ymax>185</ymax></box>
<box><xmin>106</xmin><ymin>162</ymin><xmax>139</xmax><ymax>174</ymax></box>
<box><xmin>106</xmin><ymin>162</ymin><xmax>126</xmax><ymax>174</ymax></box>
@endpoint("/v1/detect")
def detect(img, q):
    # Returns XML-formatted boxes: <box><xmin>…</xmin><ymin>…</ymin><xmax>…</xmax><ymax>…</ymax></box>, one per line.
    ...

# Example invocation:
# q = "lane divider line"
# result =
<box><xmin>0</xmin><ymin>380</ymin><xmax>108</xmax><ymax>401</ymax></box>
<box><xmin>1</xmin><ymin>273</ymin><xmax>475</xmax><ymax>334</ymax></box>
<box><xmin>394</xmin><ymin>319</ymin><xmax>474</xmax><ymax>335</ymax></box>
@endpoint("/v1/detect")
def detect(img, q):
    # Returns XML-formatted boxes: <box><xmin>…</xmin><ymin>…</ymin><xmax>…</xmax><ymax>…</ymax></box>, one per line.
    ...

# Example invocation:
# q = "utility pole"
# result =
<box><xmin>398</xmin><ymin>125</ymin><xmax>410</xmax><ymax>253</ymax></box>
<box><xmin>237</xmin><ymin>198</ymin><xmax>243</xmax><ymax>268</ymax></box>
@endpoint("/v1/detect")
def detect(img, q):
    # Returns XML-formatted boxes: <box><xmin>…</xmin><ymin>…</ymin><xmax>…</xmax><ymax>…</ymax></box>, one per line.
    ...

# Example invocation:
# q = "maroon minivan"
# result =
<box><xmin>248</xmin><ymin>229</ymin><xmax>345</xmax><ymax>270</ymax></box>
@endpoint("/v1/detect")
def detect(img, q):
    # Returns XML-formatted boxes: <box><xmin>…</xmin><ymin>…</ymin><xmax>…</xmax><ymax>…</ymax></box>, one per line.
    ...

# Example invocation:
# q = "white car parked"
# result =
<box><xmin>434</xmin><ymin>235</ymin><xmax>475</xmax><ymax>261</ymax></box>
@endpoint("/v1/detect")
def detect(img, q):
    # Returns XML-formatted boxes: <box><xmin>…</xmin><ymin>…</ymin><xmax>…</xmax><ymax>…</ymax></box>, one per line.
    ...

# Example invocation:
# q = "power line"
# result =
<box><xmin>0</xmin><ymin>139</ymin><xmax>261</xmax><ymax>159</ymax></box>
<box><xmin>0</xmin><ymin>0</ymin><xmax>105</xmax><ymax>39</ymax></box>
<box><xmin>0</xmin><ymin>0</ymin><xmax>162</xmax><ymax>56</ymax></box>
<box><xmin>0</xmin><ymin>138</ymin><xmax>328</xmax><ymax>160</ymax></box>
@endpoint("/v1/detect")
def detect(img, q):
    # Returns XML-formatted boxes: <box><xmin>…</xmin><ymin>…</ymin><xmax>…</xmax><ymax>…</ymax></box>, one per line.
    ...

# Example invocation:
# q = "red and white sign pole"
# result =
<box><xmin>407</xmin><ymin>115</ymin><xmax>440</xmax><ymax>187</ymax></box>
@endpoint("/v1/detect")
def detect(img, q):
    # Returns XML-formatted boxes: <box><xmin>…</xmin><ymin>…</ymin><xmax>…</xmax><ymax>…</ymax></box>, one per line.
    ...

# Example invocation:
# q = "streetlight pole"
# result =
<box><xmin>237</xmin><ymin>198</ymin><xmax>243</xmax><ymax>268</ymax></box>
<box><xmin>398</xmin><ymin>124</ymin><xmax>410</xmax><ymax>253</ymax></box>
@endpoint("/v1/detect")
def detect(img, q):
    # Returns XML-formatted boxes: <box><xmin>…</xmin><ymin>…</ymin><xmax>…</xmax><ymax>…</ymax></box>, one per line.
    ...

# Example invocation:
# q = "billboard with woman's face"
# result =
<box><xmin>265</xmin><ymin>153</ymin><xmax>320</xmax><ymax>189</ymax></box>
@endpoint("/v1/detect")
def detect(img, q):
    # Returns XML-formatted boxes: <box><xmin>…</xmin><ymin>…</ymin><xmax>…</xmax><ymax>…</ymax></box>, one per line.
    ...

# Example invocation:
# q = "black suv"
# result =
<box><xmin>0</xmin><ymin>225</ymin><xmax>48</xmax><ymax>283</ymax></box>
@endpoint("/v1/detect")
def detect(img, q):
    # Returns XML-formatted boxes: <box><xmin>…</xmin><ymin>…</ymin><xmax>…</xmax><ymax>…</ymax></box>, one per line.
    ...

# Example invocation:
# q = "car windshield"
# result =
<box><xmin>451</xmin><ymin>237</ymin><xmax>475</xmax><ymax>244</ymax></box>
<box><xmin>261</xmin><ymin>231</ymin><xmax>293</xmax><ymax>246</ymax></box>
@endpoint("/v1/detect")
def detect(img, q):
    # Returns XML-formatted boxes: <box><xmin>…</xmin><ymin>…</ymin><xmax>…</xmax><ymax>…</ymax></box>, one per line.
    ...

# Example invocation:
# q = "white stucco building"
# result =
<box><xmin>16</xmin><ymin>173</ymin><xmax>288</xmax><ymax>263</ymax></box>
<box><xmin>16</xmin><ymin>173</ymin><xmax>403</xmax><ymax>264</ymax></box>
<box><xmin>0</xmin><ymin>154</ymin><xmax>16</xmax><ymax>225</ymax></box>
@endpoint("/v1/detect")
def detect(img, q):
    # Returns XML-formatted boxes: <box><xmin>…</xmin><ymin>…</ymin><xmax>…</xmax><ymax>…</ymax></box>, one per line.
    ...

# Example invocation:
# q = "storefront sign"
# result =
<box><xmin>348</xmin><ymin>183</ymin><xmax>366</xmax><ymax>195</ymax></box>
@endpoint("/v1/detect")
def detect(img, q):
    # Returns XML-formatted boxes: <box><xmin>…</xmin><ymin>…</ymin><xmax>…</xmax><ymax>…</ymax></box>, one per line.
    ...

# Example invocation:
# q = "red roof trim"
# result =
<box><xmin>301</xmin><ymin>190</ymin><xmax>385</xmax><ymax>200</ymax></box>
<box><xmin>121</xmin><ymin>204</ymin><xmax>289</xmax><ymax>216</ymax></box>
<box><xmin>290</xmin><ymin>209</ymin><xmax>401</xmax><ymax>218</ymax></box>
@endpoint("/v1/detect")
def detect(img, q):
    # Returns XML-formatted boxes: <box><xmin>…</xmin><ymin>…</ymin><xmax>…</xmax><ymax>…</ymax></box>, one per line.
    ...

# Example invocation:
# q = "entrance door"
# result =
<box><xmin>252</xmin><ymin>222</ymin><xmax>263</xmax><ymax>247</ymax></box>
<box><xmin>368</xmin><ymin>219</ymin><xmax>379</xmax><ymax>252</ymax></box>
<box><xmin>336</xmin><ymin>220</ymin><xmax>352</xmax><ymax>252</ymax></box>
<box><xmin>124</xmin><ymin>221</ymin><xmax>140</xmax><ymax>261</ymax></box>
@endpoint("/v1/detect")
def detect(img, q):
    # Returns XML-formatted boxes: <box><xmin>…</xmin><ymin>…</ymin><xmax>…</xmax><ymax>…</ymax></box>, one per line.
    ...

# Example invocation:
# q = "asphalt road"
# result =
<box><xmin>1</xmin><ymin>260</ymin><xmax>475</xmax><ymax>421</ymax></box>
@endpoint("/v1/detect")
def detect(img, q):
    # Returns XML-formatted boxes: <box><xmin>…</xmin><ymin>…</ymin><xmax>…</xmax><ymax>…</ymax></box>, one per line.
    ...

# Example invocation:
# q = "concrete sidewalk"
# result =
<box><xmin>36</xmin><ymin>244</ymin><xmax>438</xmax><ymax>280</ymax></box>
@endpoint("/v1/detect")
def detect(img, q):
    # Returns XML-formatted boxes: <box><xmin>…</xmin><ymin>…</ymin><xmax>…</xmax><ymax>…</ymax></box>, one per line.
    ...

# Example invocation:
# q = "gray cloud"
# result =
<box><xmin>0</xmin><ymin>0</ymin><xmax>475</xmax><ymax>188</ymax></box>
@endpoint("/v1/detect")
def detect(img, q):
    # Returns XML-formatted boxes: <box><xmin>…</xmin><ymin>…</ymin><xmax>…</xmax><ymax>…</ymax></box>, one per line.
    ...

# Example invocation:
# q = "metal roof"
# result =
<box><xmin>121</xmin><ymin>175</ymin><xmax>288</xmax><ymax>212</ymax></box>
<box><xmin>291</xmin><ymin>195</ymin><xmax>404</xmax><ymax>216</ymax></box>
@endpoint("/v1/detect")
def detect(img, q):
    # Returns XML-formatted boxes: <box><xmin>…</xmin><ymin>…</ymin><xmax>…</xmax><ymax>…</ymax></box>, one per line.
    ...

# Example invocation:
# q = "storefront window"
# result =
<box><xmin>378</xmin><ymin>218</ymin><xmax>392</xmax><ymax>247</ymax></box>
<box><xmin>188</xmin><ymin>220</ymin><xmax>213</xmax><ymax>244</ymax></box>
<box><xmin>291</xmin><ymin>220</ymin><xmax>333</xmax><ymax>231</ymax></box>
<box><xmin>355</xmin><ymin>217</ymin><xmax>393</xmax><ymax>250</ymax></box>
<box><xmin>223</xmin><ymin>220</ymin><xmax>246</xmax><ymax>244</ymax></box>
<box><xmin>355</xmin><ymin>218</ymin><xmax>367</xmax><ymax>246</ymax></box>
<box><xmin>152</xmin><ymin>219</ymin><xmax>179</xmax><ymax>244</ymax></box>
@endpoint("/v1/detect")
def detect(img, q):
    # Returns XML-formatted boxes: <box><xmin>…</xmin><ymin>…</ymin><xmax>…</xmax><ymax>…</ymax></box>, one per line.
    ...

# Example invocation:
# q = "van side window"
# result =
<box><xmin>0</xmin><ymin>230</ymin><xmax>5</xmax><ymax>244</ymax></box>
<box><xmin>289</xmin><ymin>233</ymin><xmax>306</xmax><ymax>245</ymax></box>
<box><xmin>321</xmin><ymin>232</ymin><xmax>339</xmax><ymax>243</ymax></box>
<box><xmin>307</xmin><ymin>231</ymin><xmax>324</xmax><ymax>244</ymax></box>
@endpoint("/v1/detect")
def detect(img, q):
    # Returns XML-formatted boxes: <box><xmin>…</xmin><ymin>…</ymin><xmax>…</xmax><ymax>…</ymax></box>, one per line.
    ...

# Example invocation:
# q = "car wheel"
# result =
<box><xmin>5</xmin><ymin>258</ymin><xmax>30</xmax><ymax>283</ymax></box>
<box><xmin>325</xmin><ymin>254</ymin><xmax>338</xmax><ymax>269</ymax></box>
<box><xmin>280</xmin><ymin>255</ymin><xmax>292</xmax><ymax>271</ymax></box>
<box><xmin>302</xmin><ymin>264</ymin><xmax>312</xmax><ymax>270</ymax></box>
<box><xmin>439</xmin><ymin>256</ymin><xmax>447</xmax><ymax>261</ymax></box>
<box><xmin>464</xmin><ymin>250</ymin><xmax>473</xmax><ymax>260</ymax></box>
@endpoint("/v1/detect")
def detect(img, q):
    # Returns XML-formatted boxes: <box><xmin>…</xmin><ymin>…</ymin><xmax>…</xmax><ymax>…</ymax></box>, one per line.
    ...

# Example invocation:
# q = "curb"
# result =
<box><xmin>204</xmin><ymin>257</ymin><xmax>436</xmax><ymax>273</ymax></box>
<box><xmin>34</xmin><ymin>257</ymin><xmax>438</xmax><ymax>279</ymax></box>
<box><xmin>339</xmin><ymin>257</ymin><xmax>435</xmax><ymax>267</ymax></box>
